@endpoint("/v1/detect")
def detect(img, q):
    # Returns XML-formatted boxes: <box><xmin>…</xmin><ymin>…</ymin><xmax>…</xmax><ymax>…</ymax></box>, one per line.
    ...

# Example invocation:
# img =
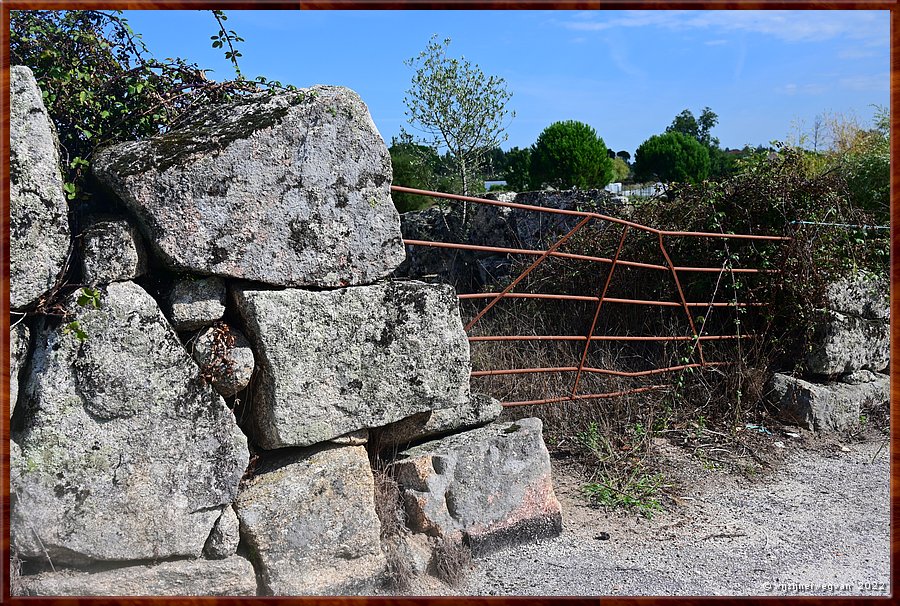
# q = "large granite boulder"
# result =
<box><xmin>235</xmin><ymin>445</ymin><xmax>386</xmax><ymax>595</ymax></box>
<box><xmin>92</xmin><ymin>86</ymin><xmax>404</xmax><ymax>288</ymax></box>
<box><xmin>806</xmin><ymin>276</ymin><xmax>889</xmax><ymax>375</ymax></box>
<box><xmin>232</xmin><ymin>281</ymin><xmax>471</xmax><ymax>449</ymax></box>
<box><xmin>11</xmin><ymin>281</ymin><xmax>249</xmax><ymax>566</ymax></box>
<box><xmin>10</xmin><ymin>323</ymin><xmax>30</xmax><ymax>418</ymax></box>
<box><xmin>17</xmin><ymin>556</ymin><xmax>256</xmax><ymax>596</ymax></box>
<box><xmin>769</xmin><ymin>371</ymin><xmax>889</xmax><ymax>431</ymax></box>
<box><xmin>10</xmin><ymin>65</ymin><xmax>71</xmax><ymax>310</ymax></box>
<box><xmin>371</xmin><ymin>393</ymin><xmax>503</xmax><ymax>452</ymax></box>
<box><xmin>79</xmin><ymin>217</ymin><xmax>148</xmax><ymax>285</ymax></box>
<box><xmin>390</xmin><ymin>418</ymin><xmax>562</xmax><ymax>557</ymax></box>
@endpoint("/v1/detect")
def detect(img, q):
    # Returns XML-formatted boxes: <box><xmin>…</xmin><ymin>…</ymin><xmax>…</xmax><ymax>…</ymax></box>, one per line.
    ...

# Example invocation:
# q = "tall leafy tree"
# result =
<box><xmin>528</xmin><ymin>120</ymin><xmax>614</xmax><ymax>190</ymax></box>
<box><xmin>403</xmin><ymin>35</ymin><xmax>514</xmax><ymax>198</ymax></box>
<box><xmin>667</xmin><ymin>107</ymin><xmax>720</xmax><ymax>148</ymax></box>
<box><xmin>633</xmin><ymin>131</ymin><xmax>710</xmax><ymax>184</ymax></box>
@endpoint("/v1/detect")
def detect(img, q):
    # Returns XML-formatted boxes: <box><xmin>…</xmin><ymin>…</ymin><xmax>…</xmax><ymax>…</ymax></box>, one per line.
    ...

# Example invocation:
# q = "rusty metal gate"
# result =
<box><xmin>392</xmin><ymin>185</ymin><xmax>791</xmax><ymax>408</ymax></box>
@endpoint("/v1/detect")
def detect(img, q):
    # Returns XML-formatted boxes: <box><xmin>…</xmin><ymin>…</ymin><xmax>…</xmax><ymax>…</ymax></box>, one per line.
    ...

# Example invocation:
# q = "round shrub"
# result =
<box><xmin>528</xmin><ymin>120</ymin><xmax>614</xmax><ymax>190</ymax></box>
<box><xmin>633</xmin><ymin>131</ymin><xmax>710</xmax><ymax>184</ymax></box>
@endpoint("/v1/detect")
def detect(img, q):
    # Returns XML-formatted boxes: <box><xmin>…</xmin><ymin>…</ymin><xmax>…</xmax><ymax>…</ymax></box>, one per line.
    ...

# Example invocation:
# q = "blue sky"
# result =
<box><xmin>123</xmin><ymin>9</ymin><xmax>889</xmax><ymax>156</ymax></box>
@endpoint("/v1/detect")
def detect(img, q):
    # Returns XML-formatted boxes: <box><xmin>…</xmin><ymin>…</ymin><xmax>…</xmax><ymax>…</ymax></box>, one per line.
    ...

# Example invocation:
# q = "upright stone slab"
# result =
<box><xmin>235</xmin><ymin>445</ymin><xmax>386</xmax><ymax>595</ymax></box>
<box><xmin>11</xmin><ymin>281</ymin><xmax>248</xmax><ymax>566</ymax></box>
<box><xmin>10</xmin><ymin>66</ymin><xmax>71</xmax><ymax>310</ymax></box>
<box><xmin>92</xmin><ymin>86</ymin><xmax>405</xmax><ymax>288</ymax></box>
<box><xmin>391</xmin><ymin>418</ymin><xmax>563</xmax><ymax>556</ymax></box>
<box><xmin>232</xmin><ymin>281</ymin><xmax>471</xmax><ymax>449</ymax></box>
<box><xmin>18</xmin><ymin>556</ymin><xmax>257</xmax><ymax>596</ymax></box>
<box><xmin>806</xmin><ymin>276</ymin><xmax>890</xmax><ymax>375</ymax></box>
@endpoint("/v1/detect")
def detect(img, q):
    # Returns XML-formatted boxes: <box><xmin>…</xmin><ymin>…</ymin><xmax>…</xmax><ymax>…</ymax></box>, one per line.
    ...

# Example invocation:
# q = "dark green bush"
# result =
<box><xmin>528</xmin><ymin>120</ymin><xmax>614</xmax><ymax>190</ymax></box>
<box><xmin>633</xmin><ymin>131</ymin><xmax>710</xmax><ymax>184</ymax></box>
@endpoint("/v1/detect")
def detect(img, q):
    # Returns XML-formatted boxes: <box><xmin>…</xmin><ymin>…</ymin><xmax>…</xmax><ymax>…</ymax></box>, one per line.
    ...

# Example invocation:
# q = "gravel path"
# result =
<box><xmin>449</xmin><ymin>433</ymin><xmax>890</xmax><ymax>597</ymax></box>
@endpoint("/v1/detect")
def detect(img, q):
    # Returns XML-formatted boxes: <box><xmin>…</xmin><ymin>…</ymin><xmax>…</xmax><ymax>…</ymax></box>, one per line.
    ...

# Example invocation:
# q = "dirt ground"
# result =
<box><xmin>402</xmin><ymin>422</ymin><xmax>891</xmax><ymax>597</ymax></box>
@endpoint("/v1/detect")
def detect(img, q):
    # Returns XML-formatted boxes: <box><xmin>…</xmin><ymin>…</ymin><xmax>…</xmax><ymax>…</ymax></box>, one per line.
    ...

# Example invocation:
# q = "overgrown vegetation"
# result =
<box><xmin>10</xmin><ymin>9</ymin><xmax>292</xmax><ymax>213</ymax></box>
<box><xmin>456</xmin><ymin>133</ymin><xmax>888</xmax><ymax>514</ymax></box>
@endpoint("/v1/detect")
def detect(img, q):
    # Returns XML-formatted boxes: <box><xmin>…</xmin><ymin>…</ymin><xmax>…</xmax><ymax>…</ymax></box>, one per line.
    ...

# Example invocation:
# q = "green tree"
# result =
<box><xmin>528</xmin><ymin>120</ymin><xmax>614</xmax><ymax>190</ymax></box>
<box><xmin>389</xmin><ymin>133</ymin><xmax>442</xmax><ymax>212</ymax></box>
<box><xmin>633</xmin><ymin>131</ymin><xmax>710</xmax><ymax>184</ymax></box>
<box><xmin>611</xmin><ymin>157</ymin><xmax>630</xmax><ymax>182</ymax></box>
<box><xmin>403</xmin><ymin>35</ymin><xmax>514</xmax><ymax>197</ymax></box>
<box><xmin>835</xmin><ymin>106</ymin><xmax>889</xmax><ymax>224</ymax></box>
<box><xmin>666</xmin><ymin>107</ymin><xmax>738</xmax><ymax>179</ymax></box>
<box><xmin>667</xmin><ymin>107</ymin><xmax>720</xmax><ymax>148</ymax></box>
<box><xmin>502</xmin><ymin>146</ymin><xmax>532</xmax><ymax>191</ymax></box>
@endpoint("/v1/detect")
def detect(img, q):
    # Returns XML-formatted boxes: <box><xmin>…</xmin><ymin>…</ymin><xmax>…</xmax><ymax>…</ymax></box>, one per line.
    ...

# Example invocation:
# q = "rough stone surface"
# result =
<box><xmin>372</xmin><ymin>394</ymin><xmax>503</xmax><ymax>452</ymax></box>
<box><xmin>80</xmin><ymin>217</ymin><xmax>147</xmax><ymax>285</ymax></box>
<box><xmin>10</xmin><ymin>65</ymin><xmax>71</xmax><ymax>310</ymax></box>
<box><xmin>11</xmin><ymin>281</ymin><xmax>249</xmax><ymax>566</ymax></box>
<box><xmin>232</xmin><ymin>281</ymin><xmax>471</xmax><ymax>449</ymax></box>
<box><xmin>204</xmin><ymin>506</ymin><xmax>241</xmax><ymax>559</ymax></box>
<box><xmin>92</xmin><ymin>86</ymin><xmax>404</xmax><ymax>288</ymax></box>
<box><xmin>10</xmin><ymin>323</ymin><xmax>30</xmax><ymax>419</ymax></box>
<box><xmin>825</xmin><ymin>276</ymin><xmax>889</xmax><ymax>321</ymax></box>
<box><xmin>190</xmin><ymin>323</ymin><xmax>255</xmax><ymax>398</ymax></box>
<box><xmin>18</xmin><ymin>556</ymin><xmax>257</xmax><ymax>596</ymax></box>
<box><xmin>806</xmin><ymin>276</ymin><xmax>889</xmax><ymax>375</ymax></box>
<box><xmin>391</xmin><ymin>418</ymin><xmax>563</xmax><ymax>557</ymax></box>
<box><xmin>166</xmin><ymin>277</ymin><xmax>226</xmax><ymax>331</ymax></box>
<box><xmin>768</xmin><ymin>372</ymin><xmax>889</xmax><ymax>431</ymax></box>
<box><xmin>235</xmin><ymin>444</ymin><xmax>386</xmax><ymax>595</ymax></box>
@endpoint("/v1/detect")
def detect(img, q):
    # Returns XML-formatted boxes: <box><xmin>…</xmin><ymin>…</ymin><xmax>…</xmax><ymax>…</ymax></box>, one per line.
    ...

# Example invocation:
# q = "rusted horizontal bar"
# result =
<box><xmin>404</xmin><ymin>239</ymin><xmax>776</xmax><ymax>274</ymax></box>
<box><xmin>468</xmin><ymin>335</ymin><xmax>755</xmax><ymax>342</ymax></box>
<box><xmin>458</xmin><ymin>292</ymin><xmax>767</xmax><ymax>307</ymax></box>
<box><xmin>403</xmin><ymin>238</ymin><xmax>662</xmax><ymax>270</ymax></box>
<box><xmin>500</xmin><ymin>384</ymin><xmax>671</xmax><ymax>407</ymax></box>
<box><xmin>391</xmin><ymin>185</ymin><xmax>661</xmax><ymax>234</ymax></box>
<box><xmin>471</xmin><ymin>362</ymin><xmax>727</xmax><ymax>378</ymax></box>
<box><xmin>392</xmin><ymin>186</ymin><xmax>791</xmax><ymax>242</ymax></box>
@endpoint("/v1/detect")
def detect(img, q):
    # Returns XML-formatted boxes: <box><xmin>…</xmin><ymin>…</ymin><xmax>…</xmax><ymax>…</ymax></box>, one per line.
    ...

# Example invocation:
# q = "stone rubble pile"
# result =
<box><xmin>9</xmin><ymin>66</ymin><xmax>561</xmax><ymax>596</ymax></box>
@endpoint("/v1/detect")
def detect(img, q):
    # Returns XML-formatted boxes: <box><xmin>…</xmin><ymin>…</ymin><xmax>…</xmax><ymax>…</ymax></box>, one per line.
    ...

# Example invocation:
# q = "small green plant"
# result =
<box><xmin>63</xmin><ymin>320</ymin><xmax>88</xmax><ymax>342</ymax></box>
<box><xmin>576</xmin><ymin>422</ymin><xmax>610</xmax><ymax>460</ymax></box>
<box><xmin>76</xmin><ymin>287</ymin><xmax>101</xmax><ymax>309</ymax></box>
<box><xmin>582</xmin><ymin>472</ymin><xmax>664</xmax><ymax>518</ymax></box>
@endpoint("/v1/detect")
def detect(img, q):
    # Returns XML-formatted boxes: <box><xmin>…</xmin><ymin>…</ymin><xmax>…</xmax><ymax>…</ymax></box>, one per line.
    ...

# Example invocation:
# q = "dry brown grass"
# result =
<box><xmin>371</xmin><ymin>462</ymin><xmax>416</xmax><ymax>592</ymax></box>
<box><xmin>431</xmin><ymin>535</ymin><xmax>472</xmax><ymax>588</ymax></box>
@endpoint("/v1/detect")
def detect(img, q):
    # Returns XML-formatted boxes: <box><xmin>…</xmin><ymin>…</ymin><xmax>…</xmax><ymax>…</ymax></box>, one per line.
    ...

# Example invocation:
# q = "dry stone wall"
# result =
<box><xmin>768</xmin><ymin>277</ymin><xmax>889</xmax><ymax>431</ymax></box>
<box><xmin>9</xmin><ymin>67</ymin><xmax>561</xmax><ymax>596</ymax></box>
